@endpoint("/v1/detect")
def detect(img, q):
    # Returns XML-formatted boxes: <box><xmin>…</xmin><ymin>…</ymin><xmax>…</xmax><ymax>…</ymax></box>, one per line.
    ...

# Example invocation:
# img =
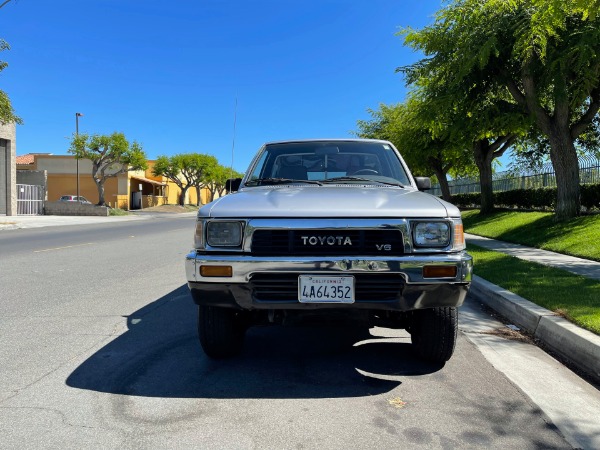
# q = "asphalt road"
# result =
<box><xmin>0</xmin><ymin>215</ymin><xmax>591</xmax><ymax>449</ymax></box>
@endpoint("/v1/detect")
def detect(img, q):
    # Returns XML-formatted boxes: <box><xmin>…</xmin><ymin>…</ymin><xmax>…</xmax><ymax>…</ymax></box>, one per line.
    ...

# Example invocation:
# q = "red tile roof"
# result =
<box><xmin>16</xmin><ymin>154</ymin><xmax>35</xmax><ymax>165</ymax></box>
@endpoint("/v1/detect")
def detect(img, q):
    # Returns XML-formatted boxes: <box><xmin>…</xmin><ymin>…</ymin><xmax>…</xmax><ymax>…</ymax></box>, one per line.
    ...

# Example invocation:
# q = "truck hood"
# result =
<box><xmin>201</xmin><ymin>185</ymin><xmax>459</xmax><ymax>218</ymax></box>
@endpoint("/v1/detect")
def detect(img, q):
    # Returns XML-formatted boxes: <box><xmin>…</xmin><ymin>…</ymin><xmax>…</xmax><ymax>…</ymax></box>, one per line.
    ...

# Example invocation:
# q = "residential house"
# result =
<box><xmin>16</xmin><ymin>154</ymin><xmax>211</xmax><ymax>210</ymax></box>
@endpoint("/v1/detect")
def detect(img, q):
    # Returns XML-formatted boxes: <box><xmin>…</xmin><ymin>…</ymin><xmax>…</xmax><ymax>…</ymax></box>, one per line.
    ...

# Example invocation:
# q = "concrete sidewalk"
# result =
<box><xmin>0</xmin><ymin>213</ymin><xmax>145</xmax><ymax>230</ymax></box>
<box><xmin>0</xmin><ymin>211</ymin><xmax>197</xmax><ymax>230</ymax></box>
<box><xmin>466</xmin><ymin>233</ymin><xmax>600</xmax><ymax>384</ymax></box>
<box><xmin>467</xmin><ymin>233</ymin><xmax>600</xmax><ymax>280</ymax></box>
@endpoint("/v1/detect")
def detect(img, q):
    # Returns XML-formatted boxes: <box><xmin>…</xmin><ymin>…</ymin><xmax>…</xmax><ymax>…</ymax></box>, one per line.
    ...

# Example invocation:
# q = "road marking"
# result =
<box><xmin>34</xmin><ymin>242</ymin><xmax>96</xmax><ymax>253</ymax></box>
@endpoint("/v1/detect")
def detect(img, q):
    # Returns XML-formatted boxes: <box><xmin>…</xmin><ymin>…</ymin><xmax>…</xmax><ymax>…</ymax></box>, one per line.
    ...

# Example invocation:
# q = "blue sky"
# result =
<box><xmin>2</xmin><ymin>0</ymin><xmax>448</xmax><ymax>172</ymax></box>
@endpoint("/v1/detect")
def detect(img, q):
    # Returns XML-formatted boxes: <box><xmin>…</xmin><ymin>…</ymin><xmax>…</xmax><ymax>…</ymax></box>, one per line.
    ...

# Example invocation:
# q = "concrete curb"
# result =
<box><xmin>470</xmin><ymin>275</ymin><xmax>600</xmax><ymax>384</ymax></box>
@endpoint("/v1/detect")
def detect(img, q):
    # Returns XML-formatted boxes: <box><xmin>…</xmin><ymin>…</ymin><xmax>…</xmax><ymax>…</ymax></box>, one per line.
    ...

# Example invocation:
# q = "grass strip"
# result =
<box><xmin>468</xmin><ymin>243</ymin><xmax>600</xmax><ymax>336</ymax></box>
<box><xmin>109</xmin><ymin>208</ymin><xmax>129</xmax><ymax>216</ymax></box>
<box><xmin>461</xmin><ymin>210</ymin><xmax>600</xmax><ymax>262</ymax></box>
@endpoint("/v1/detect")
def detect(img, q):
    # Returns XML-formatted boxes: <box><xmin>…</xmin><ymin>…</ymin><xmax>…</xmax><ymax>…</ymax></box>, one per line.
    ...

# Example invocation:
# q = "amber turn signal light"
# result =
<box><xmin>454</xmin><ymin>223</ymin><xmax>465</xmax><ymax>249</ymax></box>
<box><xmin>200</xmin><ymin>265</ymin><xmax>233</xmax><ymax>277</ymax></box>
<box><xmin>423</xmin><ymin>265</ymin><xmax>457</xmax><ymax>278</ymax></box>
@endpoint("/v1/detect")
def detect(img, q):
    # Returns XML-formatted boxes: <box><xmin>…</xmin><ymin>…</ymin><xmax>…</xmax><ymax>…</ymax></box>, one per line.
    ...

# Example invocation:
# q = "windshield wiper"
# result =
<box><xmin>322</xmin><ymin>176</ymin><xmax>405</xmax><ymax>187</ymax></box>
<box><xmin>246</xmin><ymin>177</ymin><xmax>323</xmax><ymax>186</ymax></box>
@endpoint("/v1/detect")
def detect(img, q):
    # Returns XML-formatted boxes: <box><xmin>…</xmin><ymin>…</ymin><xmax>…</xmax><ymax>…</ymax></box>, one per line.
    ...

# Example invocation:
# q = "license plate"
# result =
<box><xmin>298</xmin><ymin>275</ymin><xmax>355</xmax><ymax>303</ymax></box>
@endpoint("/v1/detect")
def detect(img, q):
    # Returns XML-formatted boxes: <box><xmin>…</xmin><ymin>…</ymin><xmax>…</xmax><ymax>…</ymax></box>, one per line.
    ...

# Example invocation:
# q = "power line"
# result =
<box><xmin>0</xmin><ymin>0</ymin><xmax>14</xmax><ymax>10</ymax></box>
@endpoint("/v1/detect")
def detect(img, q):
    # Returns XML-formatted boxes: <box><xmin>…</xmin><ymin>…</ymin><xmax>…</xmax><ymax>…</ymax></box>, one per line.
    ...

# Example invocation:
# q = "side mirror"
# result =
<box><xmin>415</xmin><ymin>177</ymin><xmax>431</xmax><ymax>191</ymax></box>
<box><xmin>226</xmin><ymin>178</ymin><xmax>242</xmax><ymax>193</ymax></box>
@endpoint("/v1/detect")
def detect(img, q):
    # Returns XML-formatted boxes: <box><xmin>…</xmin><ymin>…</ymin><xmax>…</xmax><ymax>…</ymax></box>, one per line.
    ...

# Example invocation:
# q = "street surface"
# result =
<box><xmin>0</xmin><ymin>215</ymin><xmax>597</xmax><ymax>449</ymax></box>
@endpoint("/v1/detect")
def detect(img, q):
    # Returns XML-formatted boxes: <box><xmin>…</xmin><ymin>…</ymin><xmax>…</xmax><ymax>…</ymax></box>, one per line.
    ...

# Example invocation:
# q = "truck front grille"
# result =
<box><xmin>251</xmin><ymin>229</ymin><xmax>404</xmax><ymax>256</ymax></box>
<box><xmin>249</xmin><ymin>273</ymin><xmax>405</xmax><ymax>302</ymax></box>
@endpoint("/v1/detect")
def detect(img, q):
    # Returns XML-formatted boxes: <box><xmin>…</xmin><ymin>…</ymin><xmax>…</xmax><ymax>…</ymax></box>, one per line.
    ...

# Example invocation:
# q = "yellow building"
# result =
<box><xmin>16</xmin><ymin>154</ymin><xmax>210</xmax><ymax>209</ymax></box>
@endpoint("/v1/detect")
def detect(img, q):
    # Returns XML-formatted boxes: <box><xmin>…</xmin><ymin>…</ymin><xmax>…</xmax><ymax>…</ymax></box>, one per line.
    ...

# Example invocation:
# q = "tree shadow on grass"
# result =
<box><xmin>66</xmin><ymin>285</ymin><xmax>443</xmax><ymax>399</ymax></box>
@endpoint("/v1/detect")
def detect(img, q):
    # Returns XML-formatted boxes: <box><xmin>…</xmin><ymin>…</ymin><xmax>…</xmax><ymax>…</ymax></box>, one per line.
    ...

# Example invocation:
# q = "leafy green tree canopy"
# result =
<box><xmin>400</xmin><ymin>0</ymin><xmax>600</xmax><ymax>219</ymax></box>
<box><xmin>69</xmin><ymin>132</ymin><xmax>148</xmax><ymax>205</ymax></box>
<box><xmin>203</xmin><ymin>163</ymin><xmax>243</xmax><ymax>202</ymax></box>
<box><xmin>152</xmin><ymin>153</ymin><xmax>218</xmax><ymax>206</ymax></box>
<box><xmin>356</xmin><ymin>96</ymin><xmax>476</xmax><ymax>202</ymax></box>
<box><xmin>0</xmin><ymin>39</ymin><xmax>22</xmax><ymax>125</ymax></box>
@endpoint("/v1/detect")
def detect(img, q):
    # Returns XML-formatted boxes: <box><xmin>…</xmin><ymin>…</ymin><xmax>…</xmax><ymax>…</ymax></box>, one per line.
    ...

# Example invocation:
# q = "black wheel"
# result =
<box><xmin>410</xmin><ymin>307</ymin><xmax>457</xmax><ymax>363</ymax></box>
<box><xmin>197</xmin><ymin>305</ymin><xmax>247</xmax><ymax>359</ymax></box>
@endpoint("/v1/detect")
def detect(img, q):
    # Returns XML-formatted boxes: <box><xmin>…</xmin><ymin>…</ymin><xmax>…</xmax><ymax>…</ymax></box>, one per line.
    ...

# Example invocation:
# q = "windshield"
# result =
<box><xmin>244</xmin><ymin>141</ymin><xmax>412</xmax><ymax>187</ymax></box>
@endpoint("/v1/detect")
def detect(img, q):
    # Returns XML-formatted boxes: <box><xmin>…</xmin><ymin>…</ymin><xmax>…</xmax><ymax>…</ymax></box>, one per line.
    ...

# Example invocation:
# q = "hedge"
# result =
<box><xmin>449</xmin><ymin>183</ymin><xmax>600</xmax><ymax>212</ymax></box>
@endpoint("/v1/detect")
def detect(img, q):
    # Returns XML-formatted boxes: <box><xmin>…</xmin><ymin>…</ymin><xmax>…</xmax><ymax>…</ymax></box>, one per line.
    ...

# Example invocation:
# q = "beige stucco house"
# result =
<box><xmin>16</xmin><ymin>153</ymin><xmax>210</xmax><ymax>210</ymax></box>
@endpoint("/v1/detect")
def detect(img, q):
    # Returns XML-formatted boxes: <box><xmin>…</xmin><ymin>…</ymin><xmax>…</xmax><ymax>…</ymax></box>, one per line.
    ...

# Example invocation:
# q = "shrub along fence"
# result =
<box><xmin>430</xmin><ymin>156</ymin><xmax>600</xmax><ymax>211</ymax></box>
<box><xmin>450</xmin><ymin>184</ymin><xmax>600</xmax><ymax>211</ymax></box>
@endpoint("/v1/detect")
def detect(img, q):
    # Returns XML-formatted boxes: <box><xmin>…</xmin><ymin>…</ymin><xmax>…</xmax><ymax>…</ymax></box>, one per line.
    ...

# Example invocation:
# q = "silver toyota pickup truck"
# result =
<box><xmin>186</xmin><ymin>139</ymin><xmax>472</xmax><ymax>363</ymax></box>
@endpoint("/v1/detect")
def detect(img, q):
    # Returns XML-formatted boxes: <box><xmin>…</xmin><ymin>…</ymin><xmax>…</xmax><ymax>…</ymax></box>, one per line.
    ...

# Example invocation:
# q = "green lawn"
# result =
<box><xmin>461</xmin><ymin>210</ymin><xmax>600</xmax><ymax>262</ymax></box>
<box><xmin>109</xmin><ymin>208</ymin><xmax>129</xmax><ymax>216</ymax></box>
<box><xmin>468</xmin><ymin>244</ymin><xmax>600</xmax><ymax>336</ymax></box>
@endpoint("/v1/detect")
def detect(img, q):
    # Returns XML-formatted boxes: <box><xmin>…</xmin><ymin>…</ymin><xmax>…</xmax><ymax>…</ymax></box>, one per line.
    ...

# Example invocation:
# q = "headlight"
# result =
<box><xmin>206</xmin><ymin>221</ymin><xmax>243</xmax><ymax>247</ymax></box>
<box><xmin>413</xmin><ymin>222</ymin><xmax>450</xmax><ymax>247</ymax></box>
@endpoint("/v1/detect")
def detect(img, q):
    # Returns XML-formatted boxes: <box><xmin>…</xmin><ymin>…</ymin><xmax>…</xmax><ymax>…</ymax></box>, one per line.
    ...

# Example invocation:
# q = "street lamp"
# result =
<box><xmin>75</xmin><ymin>112</ymin><xmax>83</xmax><ymax>202</ymax></box>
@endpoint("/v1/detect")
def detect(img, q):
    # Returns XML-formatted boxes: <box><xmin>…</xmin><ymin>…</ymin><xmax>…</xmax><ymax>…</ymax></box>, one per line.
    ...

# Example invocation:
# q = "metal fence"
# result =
<box><xmin>17</xmin><ymin>184</ymin><xmax>45</xmax><ymax>215</ymax></box>
<box><xmin>430</xmin><ymin>156</ymin><xmax>600</xmax><ymax>196</ymax></box>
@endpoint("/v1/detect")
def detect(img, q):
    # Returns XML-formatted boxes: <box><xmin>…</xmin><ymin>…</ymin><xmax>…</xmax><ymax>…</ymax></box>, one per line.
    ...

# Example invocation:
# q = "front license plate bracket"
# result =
<box><xmin>298</xmin><ymin>275</ymin><xmax>355</xmax><ymax>303</ymax></box>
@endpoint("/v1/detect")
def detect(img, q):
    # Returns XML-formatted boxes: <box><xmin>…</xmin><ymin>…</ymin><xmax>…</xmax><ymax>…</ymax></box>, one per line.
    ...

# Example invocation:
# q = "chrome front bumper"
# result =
<box><xmin>185</xmin><ymin>251</ymin><xmax>473</xmax><ymax>311</ymax></box>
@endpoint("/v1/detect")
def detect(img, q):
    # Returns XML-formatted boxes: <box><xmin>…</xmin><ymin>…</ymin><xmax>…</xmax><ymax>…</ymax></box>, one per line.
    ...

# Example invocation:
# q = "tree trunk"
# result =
<box><xmin>473</xmin><ymin>141</ymin><xmax>495</xmax><ymax>214</ymax></box>
<box><xmin>517</xmin><ymin>71</ymin><xmax>583</xmax><ymax>219</ymax></box>
<box><xmin>195</xmin><ymin>186</ymin><xmax>201</xmax><ymax>206</ymax></box>
<box><xmin>95</xmin><ymin>179</ymin><xmax>106</xmax><ymax>206</ymax></box>
<box><xmin>427</xmin><ymin>156</ymin><xmax>453</xmax><ymax>202</ymax></box>
<box><xmin>432</xmin><ymin>167</ymin><xmax>452</xmax><ymax>202</ymax></box>
<box><xmin>179</xmin><ymin>185</ymin><xmax>189</xmax><ymax>206</ymax></box>
<box><xmin>547</xmin><ymin>128</ymin><xmax>580</xmax><ymax>220</ymax></box>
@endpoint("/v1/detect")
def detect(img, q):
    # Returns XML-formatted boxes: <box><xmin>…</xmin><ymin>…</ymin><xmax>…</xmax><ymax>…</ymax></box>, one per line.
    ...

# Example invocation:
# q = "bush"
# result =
<box><xmin>451</xmin><ymin>193</ymin><xmax>480</xmax><ymax>208</ymax></box>
<box><xmin>496</xmin><ymin>188</ymin><xmax>556</xmax><ymax>210</ymax></box>
<box><xmin>447</xmin><ymin>183</ymin><xmax>599</xmax><ymax>212</ymax></box>
<box><xmin>109</xmin><ymin>208</ymin><xmax>129</xmax><ymax>216</ymax></box>
<box><xmin>582</xmin><ymin>184</ymin><xmax>600</xmax><ymax>210</ymax></box>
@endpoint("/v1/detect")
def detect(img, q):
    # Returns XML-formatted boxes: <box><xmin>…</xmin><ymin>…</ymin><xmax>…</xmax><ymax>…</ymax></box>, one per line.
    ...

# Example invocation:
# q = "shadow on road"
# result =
<box><xmin>66</xmin><ymin>285</ymin><xmax>443</xmax><ymax>399</ymax></box>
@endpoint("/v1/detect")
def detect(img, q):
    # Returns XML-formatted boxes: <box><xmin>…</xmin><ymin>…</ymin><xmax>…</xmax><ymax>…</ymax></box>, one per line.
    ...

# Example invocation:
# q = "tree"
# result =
<box><xmin>1</xmin><ymin>0</ymin><xmax>20</xmax><ymax>125</ymax></box>
<box><xmin>356</xmin><ymin>97</ymin><xmax>475</xmax><ymax>202</ymax></box>
<box><xmin>0</xmin><ymin>39</ymin><xmax>22</xmax><ymax>125</ymax></box>
<box><xmin>69</xmin><ymin>132</ymin><xmax>148</xmax><ymax>206</ymax></box>
<box><xmin>448</xmin><ymin>93</ymin><xmax>525</xmax><ymax>213</ymax></box>
<box><xmin>511</xmin><ymin>113</ymin><xmax>600</xmax><ymax>173</ymax></box>
<box><xmin>204</xmin><ymin>164</ymin><xmax>243</xmax><ymax>202</ymax></box>
<box><xmin>401</xmin><ymin>0</ymin><xmax>600</xmax><ymax>219</ymax></box>
<box><xmin>192</xmin><ymin>155</ymin><xmax>222</xmax><ymax>205</ymax></box>
<box><xmin>152</xmin><ymin>153</ymin><xmax>218</xmax><ymax>206</ymax></box>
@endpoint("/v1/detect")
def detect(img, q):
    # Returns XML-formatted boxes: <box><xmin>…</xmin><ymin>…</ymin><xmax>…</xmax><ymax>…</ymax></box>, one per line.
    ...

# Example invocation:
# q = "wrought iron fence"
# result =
<box><xmin>430</xmin><ymin>156</ymin><xmax>600</xmax><ymax>196</ymax></box>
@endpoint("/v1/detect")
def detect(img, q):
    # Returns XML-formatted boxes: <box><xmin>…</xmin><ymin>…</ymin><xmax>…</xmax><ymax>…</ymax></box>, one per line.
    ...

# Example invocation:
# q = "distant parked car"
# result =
<box><xmin>59</xmin><ymin>195</ymin><xmax>92</xmax><ymax>204</ymax></box>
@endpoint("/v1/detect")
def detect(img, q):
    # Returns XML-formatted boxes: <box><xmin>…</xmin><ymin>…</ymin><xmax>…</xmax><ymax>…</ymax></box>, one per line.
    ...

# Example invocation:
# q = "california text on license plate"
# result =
<box><xmin>298</xmin><ymin>275</ymin><xmax>355</xmax><ymax>303</ymax></box>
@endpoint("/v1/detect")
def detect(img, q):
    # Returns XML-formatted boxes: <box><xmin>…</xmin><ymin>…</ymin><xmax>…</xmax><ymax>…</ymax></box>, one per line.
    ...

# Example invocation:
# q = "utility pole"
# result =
<box><xmin>75</xmin><ymin>112</ymin><xmax>83</xmax><ymax>202</ymax></box>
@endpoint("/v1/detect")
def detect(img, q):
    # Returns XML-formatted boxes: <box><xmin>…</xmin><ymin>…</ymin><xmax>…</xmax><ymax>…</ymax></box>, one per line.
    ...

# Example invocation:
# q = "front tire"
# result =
<box><xmin>198</xmin><ymin>305</ymin><xmax>247</xmax><ymax>358</ymax></box>
<box><xmin>410</xmin><ymin>307</ymin><xmax>458</xmax><ymax>363</ymax></box>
